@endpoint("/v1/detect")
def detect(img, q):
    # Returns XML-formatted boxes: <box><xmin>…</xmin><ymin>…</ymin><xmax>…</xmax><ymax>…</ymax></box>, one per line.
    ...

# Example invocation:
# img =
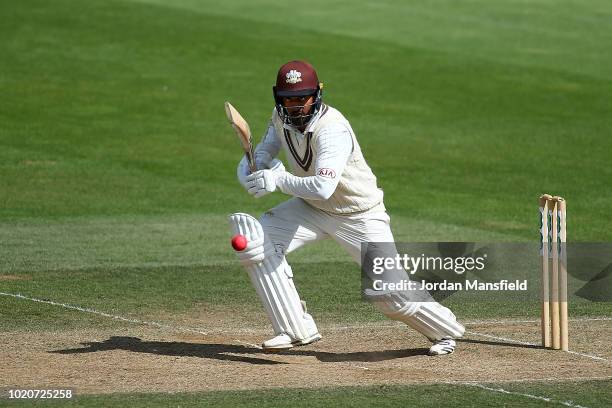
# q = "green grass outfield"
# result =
<box><xmin>3</xmin><ymin>380</ymin><xmax>612</xmax><ymax>407</ymax></box>
<box><xmin>1</xmin><ymin>0</ymin><xmax>611</xmax><ymax>406</ymax></box>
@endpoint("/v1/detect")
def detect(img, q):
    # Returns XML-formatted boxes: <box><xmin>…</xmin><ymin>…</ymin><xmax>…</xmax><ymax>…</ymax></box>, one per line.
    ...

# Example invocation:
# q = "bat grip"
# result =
<box><xmin>246</xmin><ymin>150</ymin><xmax>257</xmax><ymax>173</ymax></box>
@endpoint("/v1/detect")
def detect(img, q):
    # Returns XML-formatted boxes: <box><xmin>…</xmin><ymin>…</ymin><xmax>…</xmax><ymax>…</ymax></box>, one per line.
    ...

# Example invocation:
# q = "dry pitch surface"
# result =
<box><xmin>2</xmin><ymin>316</ymin><xmax>610</xmax><ymax>395</ymax></box>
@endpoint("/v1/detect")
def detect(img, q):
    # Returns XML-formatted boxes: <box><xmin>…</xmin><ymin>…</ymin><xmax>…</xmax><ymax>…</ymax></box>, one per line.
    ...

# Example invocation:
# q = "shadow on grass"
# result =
<box><xmin>50</xmin><ymin>336</ymin><xmax>428</xmax><ymax>364</ymax></box>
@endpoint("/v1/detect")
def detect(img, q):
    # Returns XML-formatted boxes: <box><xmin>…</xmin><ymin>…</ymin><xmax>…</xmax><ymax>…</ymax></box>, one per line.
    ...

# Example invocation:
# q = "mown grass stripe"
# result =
<box><xmin>465</xmin><ymin>383</ymin><xmax>589</xmax><ymax>408</ymax></box>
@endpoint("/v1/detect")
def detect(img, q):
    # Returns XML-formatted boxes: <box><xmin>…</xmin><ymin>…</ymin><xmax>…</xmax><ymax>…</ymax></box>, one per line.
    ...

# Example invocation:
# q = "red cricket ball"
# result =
<box><xmin>231</xmin><ymin>234</ymin><xmax>248</xmax><ymax>251</ymax></box>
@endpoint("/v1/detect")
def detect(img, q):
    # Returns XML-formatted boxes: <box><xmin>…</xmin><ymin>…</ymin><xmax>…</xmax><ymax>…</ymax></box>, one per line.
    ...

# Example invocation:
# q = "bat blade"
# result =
<box><xmin>224</xmin><ymin>101</ymin><xmax>256</xmax><ymax>172</ymax></box>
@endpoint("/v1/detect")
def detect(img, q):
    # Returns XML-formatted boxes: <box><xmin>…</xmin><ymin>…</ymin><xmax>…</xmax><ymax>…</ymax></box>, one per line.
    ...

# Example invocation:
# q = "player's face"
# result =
<box><xmin>282</xmin><ymin>95</ymin><xmax>315</xmax><ymax>115</ymax></box>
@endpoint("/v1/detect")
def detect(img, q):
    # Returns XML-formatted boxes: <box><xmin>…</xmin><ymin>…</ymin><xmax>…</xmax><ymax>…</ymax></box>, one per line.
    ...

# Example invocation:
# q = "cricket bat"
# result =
<box><xmin>224</xmin><ymin>101</ymin><xmax>256</xmax><ymax>173</ymax></box>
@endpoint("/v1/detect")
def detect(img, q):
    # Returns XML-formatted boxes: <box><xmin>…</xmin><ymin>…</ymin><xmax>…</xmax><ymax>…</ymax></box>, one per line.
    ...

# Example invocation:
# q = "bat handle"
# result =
<box><xmin>246</xmin><ymin>150</ymin><xmax>257</xmax><ymax>173</ymax></box>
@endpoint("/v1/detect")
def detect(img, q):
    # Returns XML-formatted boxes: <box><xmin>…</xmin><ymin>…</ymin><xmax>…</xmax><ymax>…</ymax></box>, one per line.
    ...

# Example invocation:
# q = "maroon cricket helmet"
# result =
<box><xmin>273</xmin><ymin>60</ymin><xmax>324</xmax><ymax>127</ymax></box>
<box><xmin>273</xmin><ymin>60</ymin><xmax>320</xmax><ymax>97</ymax></box>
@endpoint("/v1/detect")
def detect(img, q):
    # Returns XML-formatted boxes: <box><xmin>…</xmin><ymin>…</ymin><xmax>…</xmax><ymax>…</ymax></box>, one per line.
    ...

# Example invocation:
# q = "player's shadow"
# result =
<box><xmin>50</xmin><ymin>336</ymin><xmax>428</xmax><ymax>364</ymax></box>
<box><xmin>458</xmin><ymin>338</ymin><xmax>541</xmax><ymax>349</ymax></box>
<box><xmin>288</xmin><ymin>347</ymin><xmax>428</xmax><ymax>362</ymax></box>
<box><xmin>51</xmin><ymin>336</ymin><xmax>283</xmax><ymax>365</ymax></box>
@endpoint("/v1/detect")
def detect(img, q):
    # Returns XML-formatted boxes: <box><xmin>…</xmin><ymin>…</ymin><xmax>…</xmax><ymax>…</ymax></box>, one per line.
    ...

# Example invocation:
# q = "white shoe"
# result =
<box><xmin>262</xmin><ymin>332</ymin><xmax>321</xmax><ymax>351</ymax></box>
<box><xmin>261</xmin><ymin>305</ymin><xmax>321</xmax><ymax>351</ymax></box>
<box><xmin>428</xmin><ymin>338</ymin><xmax>456</xmax><ymax>356</ymax></box>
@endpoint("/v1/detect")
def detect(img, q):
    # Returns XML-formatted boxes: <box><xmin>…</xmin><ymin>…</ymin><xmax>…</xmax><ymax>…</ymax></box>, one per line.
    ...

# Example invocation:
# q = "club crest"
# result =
<box><xmin>285</xmin><ymin>69</ymin><xmax>302</xmax><ymax>84</ymax></box>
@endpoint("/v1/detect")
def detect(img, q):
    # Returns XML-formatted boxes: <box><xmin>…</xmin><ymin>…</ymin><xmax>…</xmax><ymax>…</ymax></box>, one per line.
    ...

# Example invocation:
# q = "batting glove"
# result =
<box><xmin>244</xmin><ymin>170</ymin><xmax>276</xmax><ymax>198</ymax></box>
<box><xmin>244</xmin><ymin>160</ymin><xmax>285</xmax><ymax>198</ymax></box>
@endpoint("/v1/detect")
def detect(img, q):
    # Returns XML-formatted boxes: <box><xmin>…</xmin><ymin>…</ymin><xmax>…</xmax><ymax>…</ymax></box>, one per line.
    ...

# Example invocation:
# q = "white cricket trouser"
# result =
<box><xmin>259</xmin><ymin>197</ymin><xmax>465</xmax><ymax>341</ymax></box>
<box><xmin>261</xmin><ymin>198</ymin><xmax>392</xmax><ymax>262</ymax></box>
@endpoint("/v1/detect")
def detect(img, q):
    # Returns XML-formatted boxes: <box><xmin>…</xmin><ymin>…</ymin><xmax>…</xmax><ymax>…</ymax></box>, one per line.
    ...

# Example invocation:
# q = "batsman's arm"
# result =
<box><xmin>253</xmin><ymin>122</ymin><xmax>281</xmax><ymax>169</ymax></box>
<box><xmin>275</xmin><ymin>124</ymin><xmax>351</xmax><ymax>200</ymax></box>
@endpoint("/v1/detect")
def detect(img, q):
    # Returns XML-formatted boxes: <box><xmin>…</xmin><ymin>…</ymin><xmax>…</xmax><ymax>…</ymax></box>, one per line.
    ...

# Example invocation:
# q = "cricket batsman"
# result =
<box><xmin>229</xmin><ymin>60</ymin><xmax>464</xmax><ymax>355</ymax></box>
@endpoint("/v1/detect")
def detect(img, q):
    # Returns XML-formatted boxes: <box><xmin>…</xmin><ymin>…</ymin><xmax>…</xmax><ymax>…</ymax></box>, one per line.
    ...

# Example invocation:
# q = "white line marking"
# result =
<box><xmin>2</xmin><ymin>291</ymin><xmax>608</xmax><ymax>333</ymax></box>
<box><xmin>463</xmin><ymin>317</ymin><xmax>612</xmax><ymax>326</ymax></box>
<box><xmin>573</xmin><ymin>317</ymin><xmax>612</xmax><ymax>322</ymax></box>
<box><xmin>0</xmin><ymin>292</ymin><xmax>210</xmax><ymax>335</ymax></box>
<box><xmin>447</xmin><ymin>376</ymin><xmax>612</xmax><ymax>385</ymax></box>
<box><xmin>325</xmin><ymin>323</ymin><xmax>401</xmax><ymax>331</ymax></box>
<box><xmin>466</xmin><ymin>330</ymin><xmax>608</xmax><ymax>362</ymax></box>
<box><xmin>565</xmin><ymin>350</ymin><xmax>608</xmax><ymax>362</ymax></box>
<box><xmin>1</xmin><ymin>291</ymin><xmax>609</xmax><ymax>363</ymax></box>
<box><xmin>324</xmin><ymin>317</ymin><xmax>612</xmax><ymax>331</ymax></box>
<box><xmin>465</xmin><ymin>330</ymin><xmax>535</xmax><ymax>346</ymax></box>
<box><xmin>465</xmin><ymin>383</ymin><xmax>589</xmax><ymax>408</ymax></box>
<box><xmin>233</xmin><ymin>339</ymin><xmax>262</xmax><ymax>350</ymax></box>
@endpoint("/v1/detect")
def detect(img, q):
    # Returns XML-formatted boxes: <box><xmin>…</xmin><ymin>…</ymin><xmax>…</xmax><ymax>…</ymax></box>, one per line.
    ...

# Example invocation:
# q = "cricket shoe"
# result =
<box><xmin>262</xmin><ymin>303</ymin><xmax>321</xmax><ymax>351</ymax></box>
<box><xmin>262</xmin><ymin>331</ymin><xmax>322</xmax><ymax>351</ymax></box>
<box><xmin>428</xmin><ymin>338</ymin><xmax>456</xmax><ymax>356</ymax></box>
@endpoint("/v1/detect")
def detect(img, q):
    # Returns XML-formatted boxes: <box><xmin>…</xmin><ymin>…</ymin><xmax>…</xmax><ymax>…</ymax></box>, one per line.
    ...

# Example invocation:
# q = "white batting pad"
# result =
<box><xmin>229</xmin><ymin>213</ymin><xmax>319</xmax><ymax>340</ymax></box>
<box><xmin>229</xmin><ymin>213</ymin><xmax>268</xmax><ymax>264</ymax></box>
<box><xmin>401</xmin><ymin>302</ymin><xmax>465</xmax><ymax>341</ymax></box>
<box><xmin>371</xmin><ymin>291</ymin><xmax>464</xmax><ymax>341</ymax></box>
